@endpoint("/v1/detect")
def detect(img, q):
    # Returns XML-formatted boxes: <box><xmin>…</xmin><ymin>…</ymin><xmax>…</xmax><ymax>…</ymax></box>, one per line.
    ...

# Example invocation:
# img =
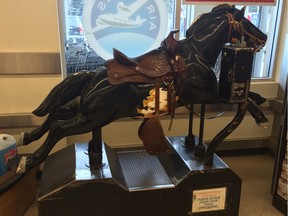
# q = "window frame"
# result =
<box><xmin>57</xmin><ymin>0</ymin><xmax>284</xmax><ymax>96</ymax></box>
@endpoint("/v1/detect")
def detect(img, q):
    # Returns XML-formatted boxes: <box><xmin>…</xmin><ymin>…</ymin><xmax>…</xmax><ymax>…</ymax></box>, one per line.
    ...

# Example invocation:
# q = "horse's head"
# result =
<box><xmin>183</xmin><ymin>4</ymin><xmax>267</xmax><ymax>66</ymax></box>
<box><xmin>225</xmin><ymin>5</ymin><xmax>267</xmax><ymax>52</ymax></box>
<box><xmin>177</xmin><ymin>4</ymin><xmax>268</xmax><ymax>105</ymax></box>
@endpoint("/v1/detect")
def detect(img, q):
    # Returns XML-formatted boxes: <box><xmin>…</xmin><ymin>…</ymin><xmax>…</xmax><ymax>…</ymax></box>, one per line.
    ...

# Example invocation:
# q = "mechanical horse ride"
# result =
<box><xmin>17</xmin><ymin>4</ymin><xmax>267</xmax><ymax>174</ymax></box>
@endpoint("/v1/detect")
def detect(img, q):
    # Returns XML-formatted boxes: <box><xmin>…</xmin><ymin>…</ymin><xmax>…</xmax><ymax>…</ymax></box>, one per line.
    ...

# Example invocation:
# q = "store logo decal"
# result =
<box><xmin>83</xmin><ymin>0</ymin><xmax>168</xmax><ymax>60</ymax></box>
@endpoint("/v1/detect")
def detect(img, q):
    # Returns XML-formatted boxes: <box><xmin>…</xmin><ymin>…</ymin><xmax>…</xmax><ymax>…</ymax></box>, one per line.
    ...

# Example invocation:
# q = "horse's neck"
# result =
<box><xmin>194</xmin><ymin>37</ymin><xmax>226</xmax><ymax>67</ymax></box>
<box><xmin>179</xmin><ymin>23</ymin><xmax>228</xmax><ymax>67</ymax></box>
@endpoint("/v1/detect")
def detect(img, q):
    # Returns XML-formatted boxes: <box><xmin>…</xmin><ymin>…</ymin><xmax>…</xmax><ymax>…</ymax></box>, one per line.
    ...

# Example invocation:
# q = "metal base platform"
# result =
<box><xmin>38</xmin><ymin>136</ymin><xmax>242</xmax><ymax>216</ymax></box>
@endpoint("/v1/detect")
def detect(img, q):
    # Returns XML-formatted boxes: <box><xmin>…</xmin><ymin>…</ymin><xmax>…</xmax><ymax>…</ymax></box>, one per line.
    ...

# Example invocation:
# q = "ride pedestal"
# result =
<box><xmin>37</xmin><ymin>136</ymin><xmax>241</xmax><ymax>216</ymax></box>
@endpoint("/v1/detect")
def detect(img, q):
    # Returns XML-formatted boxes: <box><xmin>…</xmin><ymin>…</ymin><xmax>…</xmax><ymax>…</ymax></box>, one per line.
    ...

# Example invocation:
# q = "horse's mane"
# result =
<box><xmin>211</xmin><ymin>4</ymin><xmax>234</xmax><ymax>13</ymax></box>
<box><xmin>185</xmin><ymin>4</ymin><xmax>236</xmax><ymax>38</ymax></box>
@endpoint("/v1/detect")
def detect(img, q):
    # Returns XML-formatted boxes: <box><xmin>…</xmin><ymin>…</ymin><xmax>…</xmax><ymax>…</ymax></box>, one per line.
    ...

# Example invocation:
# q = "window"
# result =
<box><xmin>58</xmin><ymin>0</ymin><xmax>282</xmax><ymax>79</ymax></box>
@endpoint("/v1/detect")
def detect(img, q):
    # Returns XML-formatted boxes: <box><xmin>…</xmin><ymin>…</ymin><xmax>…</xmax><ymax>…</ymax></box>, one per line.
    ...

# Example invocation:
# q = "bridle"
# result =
<box><xmin>227</xmin><ymin>12</ymin><xmax>266</xmax><ymax>52</ymax></box>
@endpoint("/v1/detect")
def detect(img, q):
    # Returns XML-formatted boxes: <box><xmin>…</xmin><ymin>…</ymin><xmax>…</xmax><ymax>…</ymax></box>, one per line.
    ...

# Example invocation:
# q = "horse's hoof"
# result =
<box><xmin>18</xmin><ymin>132</ymin><xmax>31</xmax><ymax>146</ymax></box>
<box><xmin>16</xmin><ymin>155</ymin><xmax>34</xmax><ymax>173</ymax></box>
<box><xmin>16</xmin><ymin>156</ymin><xmax>28</xmax><ymax>173</ymax></box>
<box><xmin>255</xmin><ymin>116</ymin><xmax>269</xmax><ymax>128</ymax></box>
<box><xmin>259</xmin><ymin>100</ymin><xmax>270</xmax><ymax>108</ymax></box>
<box><xmin>257</xmin><ymin>121</ymin><xmax>269</xmax><ymax>129</ymax></box>
<box><xmin>17</xmin><ymin>132</ymin><xmax>25</xmax><ymax>146</ymax></box>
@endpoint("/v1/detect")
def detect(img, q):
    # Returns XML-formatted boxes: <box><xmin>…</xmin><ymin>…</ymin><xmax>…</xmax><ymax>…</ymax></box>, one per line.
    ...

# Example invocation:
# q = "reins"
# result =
<box><xmin>227</xmin><ymin>12</ymin><xmax>265</xmax><ymax>52</ymax></box>
<box><xmin>227</xmin><ymin>12</ymin><xmax>244</xmax><ymax>42</ymax></box>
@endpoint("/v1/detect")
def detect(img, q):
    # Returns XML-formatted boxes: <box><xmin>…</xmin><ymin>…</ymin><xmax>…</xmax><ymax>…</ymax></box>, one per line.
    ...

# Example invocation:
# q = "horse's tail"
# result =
<box><xmin>33</xmin><ymin>72</ymin><xmax>94</xmax><ymax>116</ymax></box>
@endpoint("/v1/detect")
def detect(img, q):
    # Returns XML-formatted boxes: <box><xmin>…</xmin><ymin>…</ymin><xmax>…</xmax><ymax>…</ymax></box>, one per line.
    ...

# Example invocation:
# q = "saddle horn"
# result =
<box><xmin>161</xmin><ymin>29</ymin><xmax>179</xmax><ymax>58</ymax></box>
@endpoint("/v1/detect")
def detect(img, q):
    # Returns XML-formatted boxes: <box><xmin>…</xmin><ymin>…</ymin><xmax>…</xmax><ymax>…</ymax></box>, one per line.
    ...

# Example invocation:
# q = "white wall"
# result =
<box><xmin>0</xmin><ymin>0</ymin><xmax>286</xmax><ymax>154</ymax></box>
<box><xmin>0</xmin><ymin>0</ymin><xmax>62</xmax><ymax>113</ymax></box>
<box><xmin>0</xmin><ymin>0</ymin><xmax>64</xmax><ymax>153</ymax></box>
<box><xmin>0</xmin><ymin>1</ymin><xmax>59</xmax><ymax>52</ymax></box>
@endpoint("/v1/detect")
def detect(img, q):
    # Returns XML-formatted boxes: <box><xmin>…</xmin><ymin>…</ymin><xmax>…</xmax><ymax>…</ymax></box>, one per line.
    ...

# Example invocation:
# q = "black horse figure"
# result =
<box><xmin>18</xmin><ymin>4</ymin><xmax>267</xmax><ymax>173</ymax></box>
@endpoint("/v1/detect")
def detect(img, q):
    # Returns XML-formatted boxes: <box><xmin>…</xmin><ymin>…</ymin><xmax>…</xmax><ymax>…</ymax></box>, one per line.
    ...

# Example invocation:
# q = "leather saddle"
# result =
<box><xmin>106</xmin><ymin>48</ymin><xmax>173</xmax><ymax>85</ymax></box>
<box><xmin>105</xmin><ymin>30</ymin><xmax>186</xmax><ymax>85</ymax></box>
<box><xmin>105</xmin><ymin>30</ymin><xmax>187</xmax><ymax>155</ymax></box>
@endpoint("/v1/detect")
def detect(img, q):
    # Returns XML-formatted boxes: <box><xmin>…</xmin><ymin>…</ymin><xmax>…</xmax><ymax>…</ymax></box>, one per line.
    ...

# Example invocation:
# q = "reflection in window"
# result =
<box><xmin>60</xmin><ymin>0</ymin><xmax>281</xmax><ymax>79</ymax></box>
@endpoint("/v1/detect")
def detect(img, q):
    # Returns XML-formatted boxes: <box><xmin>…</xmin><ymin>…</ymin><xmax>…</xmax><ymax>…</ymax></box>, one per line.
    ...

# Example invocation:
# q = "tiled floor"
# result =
<box><xmin>222</xmin><ymin>154</ymin><xmax>284</xmax><ymax>216</ymax></box>
<box><xmin>24</xmin><ymin>153</ymin><xmax>284</xmax><ymax>216</ymax></box>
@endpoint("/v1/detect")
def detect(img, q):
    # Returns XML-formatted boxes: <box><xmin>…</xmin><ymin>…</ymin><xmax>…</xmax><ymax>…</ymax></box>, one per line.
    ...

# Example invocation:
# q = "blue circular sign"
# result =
<box><xmin>83</xmin><ymin>0</ymin><xmax>168</xmax><ymax>60</ymax></box>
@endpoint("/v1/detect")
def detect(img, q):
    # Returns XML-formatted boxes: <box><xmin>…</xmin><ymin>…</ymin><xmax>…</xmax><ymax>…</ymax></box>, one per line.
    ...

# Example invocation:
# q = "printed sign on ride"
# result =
<box><xmin>83</xmin><ymin>0</ymin><xmax>168</xmax><ymax>60</ymax></box>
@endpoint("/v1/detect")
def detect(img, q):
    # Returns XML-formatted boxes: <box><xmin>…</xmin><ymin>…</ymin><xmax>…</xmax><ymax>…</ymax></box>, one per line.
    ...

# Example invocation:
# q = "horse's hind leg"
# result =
<box><xmin>20</xmin><ymin>100</ymin><xmax>79</xmax><ymax>145</ymax></box>
<box><xmin>20</xmin><ymin>113</ymin><xmax>97</xmax><ymax>172</ymax></box>
<box><xmin>20</xmin><ymin>112</ymin><xmax>56</xmax><ymax>145</ymax></box>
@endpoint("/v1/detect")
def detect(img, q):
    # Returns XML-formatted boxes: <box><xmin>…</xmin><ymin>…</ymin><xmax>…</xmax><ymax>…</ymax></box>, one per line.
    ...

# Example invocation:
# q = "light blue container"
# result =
<box><xmin>0</xmin><ymin>134</ymin><xmax>18</xmax><ymax>176</ymax></box>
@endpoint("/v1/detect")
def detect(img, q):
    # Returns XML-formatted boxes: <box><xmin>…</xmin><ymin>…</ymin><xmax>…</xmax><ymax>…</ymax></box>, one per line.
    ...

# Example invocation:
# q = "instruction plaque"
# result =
<box><xmin>192</xmin><ymin>187</ymin><xmax>227</xmax><ymax>213</ymax></box>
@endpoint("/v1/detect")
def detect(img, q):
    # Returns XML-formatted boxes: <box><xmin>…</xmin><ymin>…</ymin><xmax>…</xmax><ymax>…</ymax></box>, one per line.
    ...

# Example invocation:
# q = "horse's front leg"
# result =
<box><xmin>249</xmin><ymin>91</ymin><xmax>269</xmax><ymax>107</ymax></box>
<box><xmin>247</xmin><ymin>99</ymin><xmax>269</xmax><ymax>128</ymax></box>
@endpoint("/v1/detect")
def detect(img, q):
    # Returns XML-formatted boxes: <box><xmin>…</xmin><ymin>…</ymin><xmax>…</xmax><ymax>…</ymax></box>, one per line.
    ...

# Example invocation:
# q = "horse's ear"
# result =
<box><xmin>227</xmin><ymin>4</ymin><xmax>235</xmax><ymax>13</ymax></box>
<box><xmin>234</xmin><ymin>6</ymin><xmax>245</xmax><ymax>21</ymax></box>
<box><xmin>239</xmin><ymin>6</ymin><xmax>245</xmax><ymax>19</ymax></box>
